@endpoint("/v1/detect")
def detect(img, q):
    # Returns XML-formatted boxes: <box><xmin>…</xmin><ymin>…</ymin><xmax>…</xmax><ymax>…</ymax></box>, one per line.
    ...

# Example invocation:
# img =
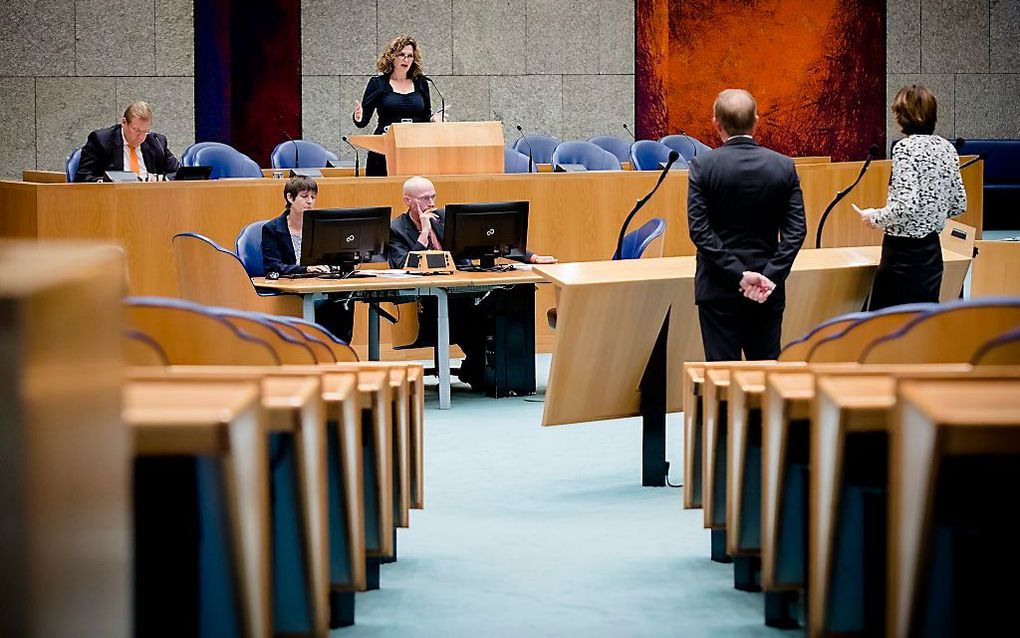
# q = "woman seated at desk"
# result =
<box><xmin>262</xmin><ymin>175</ymin><xmax>355</xmax><ymax>342</ymax></box>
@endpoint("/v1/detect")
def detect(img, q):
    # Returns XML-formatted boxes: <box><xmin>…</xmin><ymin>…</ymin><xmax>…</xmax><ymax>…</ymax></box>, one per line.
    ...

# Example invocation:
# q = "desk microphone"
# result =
<box><xmin>341</xmin><ymin>135</ymin><xmax>360</xmax><ymax>177</ymax></box>
<box><xmin>678</xmin><ymin>130</ymin><xmax>699</xmax><ymax>158</ymax></box>
<box><xmin>515</xmin><ymin>125</ymin><xmax>535</xmax><ymax>173</ymax></box>
<box><xmin>954</xmin><ymin>137</ymin><xmax>984</xmax><ymax>171</ymax></box>
<box><xmin>814</xmin><ymin>143</ymin><xmax>879</xmax><ymax>248</ymax></box>
<box><xmin>280</xmin><ymin>128</ymin><xmax>301</xmax><ymax>169</ymax></box>
<box><xmin>623</xmin><ymin>123</ymin><xmax>637</xmax><ymax>140</ymax></box>
<box><xmin>616</xmin><ymin>150</ymin><xmax>679</xmax><ymax>259</ymax></box>
<box><xmin>424</xmin><ymin>76</ymin><xmax>446</xmax><ymax>122</ymax></box>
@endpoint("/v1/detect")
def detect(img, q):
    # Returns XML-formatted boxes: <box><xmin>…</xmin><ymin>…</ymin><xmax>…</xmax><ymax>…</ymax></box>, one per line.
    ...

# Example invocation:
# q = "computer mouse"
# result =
<box><xmin>266</xmin><ymin>271</ymin><xmax>280</xmax><ymax>280</ymax></box>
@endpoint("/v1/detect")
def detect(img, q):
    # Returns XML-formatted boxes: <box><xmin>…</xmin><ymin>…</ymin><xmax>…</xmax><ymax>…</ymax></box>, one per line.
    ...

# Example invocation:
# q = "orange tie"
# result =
<box><xmin>128</xmin><ymin>146</ymin><xmax>140</xmax><ymax>173</ymax></box>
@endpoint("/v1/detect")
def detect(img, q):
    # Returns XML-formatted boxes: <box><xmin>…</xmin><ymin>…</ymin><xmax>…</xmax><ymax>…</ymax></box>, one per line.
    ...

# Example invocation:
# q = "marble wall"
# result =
<box><xmin>0</xmin><ymin>0</ymin><xmax>195</xmax><ymax>179</ymax></box>
<box><xmin>1</xmin><ymin>1</ymin><xmax>1016</xmax><ymax>178</ymax></box>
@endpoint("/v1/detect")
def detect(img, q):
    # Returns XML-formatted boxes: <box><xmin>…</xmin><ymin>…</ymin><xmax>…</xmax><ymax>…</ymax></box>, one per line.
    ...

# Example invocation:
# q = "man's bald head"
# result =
<box><xmin>713</xmin><ymin>89</ymin><xmax>757</xmax><ymax>137</ymax></box>
<box><xmin>403</xmin><ymin>175</ymin><xmax>434</xmax><ymax>198</ymax></box>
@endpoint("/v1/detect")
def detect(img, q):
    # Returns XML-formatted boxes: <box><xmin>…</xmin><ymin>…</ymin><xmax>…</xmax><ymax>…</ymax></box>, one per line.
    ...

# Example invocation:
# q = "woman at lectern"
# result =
<box><xmin>854</xmin><ymin>84</ymin><xmax>967</xmax><ymax>310</ymax></box>
<box><xmin>352</xmin><ymin>35</ymin><xmax>447</xmax><ymax>176</ymax></box>
<box><xmin>261</xmin><ymin>176</ymin><xmax>354</xmax><ymax>342</ymax></box>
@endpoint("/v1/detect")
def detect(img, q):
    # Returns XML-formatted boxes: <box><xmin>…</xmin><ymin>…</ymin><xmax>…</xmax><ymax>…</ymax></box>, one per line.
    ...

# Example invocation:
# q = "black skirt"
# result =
<box><xmin>366</xmin><ymin>151</ymin><xmax>387</xmax><ymax>176</ymax></box>
<box><xmin>868</xmin><ymin>231</ymin><xmax>943</xmax><ymax>311</ymax></box>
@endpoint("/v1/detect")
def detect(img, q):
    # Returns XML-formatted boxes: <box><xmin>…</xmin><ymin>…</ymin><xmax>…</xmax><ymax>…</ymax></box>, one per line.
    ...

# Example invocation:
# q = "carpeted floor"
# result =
<box><xmin>336</xmin><ymin>355</ymin><xmax>801</xmax><ymax>637</ymax></box>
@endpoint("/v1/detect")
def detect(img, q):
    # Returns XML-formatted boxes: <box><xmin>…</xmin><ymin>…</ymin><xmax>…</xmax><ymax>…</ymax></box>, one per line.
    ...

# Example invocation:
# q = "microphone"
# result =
<box><xmin>424</xmin><ymin>76</ymin><xmax>445</xmax><ymax>122</ymax></box>
<box><xmin>280</xmin><ymin>128</ymin><xmax>300</xmax><ymax>169</ymax></box>
<box><xmin>623</xmin><ymin>123</ymin><xmax>636</xmax><ymax>140</ymax></box>
<box><xmin>515</xmin><ymin>125</ymin><xmax>534</xmax><ymax>173</ymax></box>
<box><xmin>341</xmin><ymin>135</ymin><xmax>360</xmax><ymax>177</ymax></box>
<box><xmin>953</xmin><ymin>138</ymin><xmax>984</xmax><ymax>171</ymax></box>
<box><xmin>616</xmin><ymin>150</ymin><xmax>679</xmax><ymax>259</ymax></box>
<box><xmin>678</xmin><ymin>130</ymin><xmax>698</xmax><ymax>158</ymax></box>
<box><xmin>815</xmin><ymin>143</ymin><xmax>879</xmax><ymax>248</ymax></box>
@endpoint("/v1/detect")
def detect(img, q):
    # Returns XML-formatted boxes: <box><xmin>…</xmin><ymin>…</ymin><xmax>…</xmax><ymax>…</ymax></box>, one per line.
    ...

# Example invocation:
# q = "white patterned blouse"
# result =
<box><xmin>871</xmin><ymin>134</ymin><xmax>967</xmax><ymax>238</ymax></box>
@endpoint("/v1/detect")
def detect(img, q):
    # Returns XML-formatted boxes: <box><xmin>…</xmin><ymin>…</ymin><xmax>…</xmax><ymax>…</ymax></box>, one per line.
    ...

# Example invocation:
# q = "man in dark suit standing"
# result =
<box><xmin>74</xmin><ymin>101</ymin><xmax>180</xmax><ymax>182</ymax></box>
<box><xmin>687</xmin><ymin>89</ymin><xmax>806</xmax><ymax>361</ymax></box>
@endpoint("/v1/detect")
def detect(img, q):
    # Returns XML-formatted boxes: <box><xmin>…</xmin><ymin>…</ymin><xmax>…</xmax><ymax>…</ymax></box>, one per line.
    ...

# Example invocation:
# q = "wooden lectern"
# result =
<box><xmin>348</xmin><ymin>121</ymin><xmax>504</xmax><ymax>176</ymax></box>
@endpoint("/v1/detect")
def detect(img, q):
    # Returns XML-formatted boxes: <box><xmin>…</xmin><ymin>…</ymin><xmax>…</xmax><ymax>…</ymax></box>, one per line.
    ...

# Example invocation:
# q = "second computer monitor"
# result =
<box><xmin>444</xmin><ymin>201</ymin><xmax>529</xmax><ymax>269</ymax></box>
<box><xmin>300</xmin><ymin>206</ymin><xmax>391</xmax><ymax>272</ymax></box>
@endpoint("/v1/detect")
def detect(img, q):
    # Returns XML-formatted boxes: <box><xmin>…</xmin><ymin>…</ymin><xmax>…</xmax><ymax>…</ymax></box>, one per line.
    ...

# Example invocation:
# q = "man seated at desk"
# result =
<box><xmin>388</xmin><ymin>176</ymin><xmax>555</xmax><ymax>390</ymax></box>
<box><xmin>74</xmin><ymin>100</ymin><xmax>181</xmax><ymax>182</ymax></box>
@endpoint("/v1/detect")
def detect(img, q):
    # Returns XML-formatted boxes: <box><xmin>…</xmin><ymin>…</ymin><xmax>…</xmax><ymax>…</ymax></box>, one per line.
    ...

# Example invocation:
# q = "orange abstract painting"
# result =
<box><xmin>636</xmin><ymin>0</ymin><xmax>885</xmax><ymax>161</ymax></box>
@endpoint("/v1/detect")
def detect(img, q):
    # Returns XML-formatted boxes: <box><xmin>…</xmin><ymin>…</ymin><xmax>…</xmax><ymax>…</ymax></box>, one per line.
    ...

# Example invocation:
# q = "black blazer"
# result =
<box><xmin>74</xmin><ymin>123</ymin><xmax>181</xmax><ymax>182</ymax></box>
<box><xmin>261</xmin><ymin>212</ymin><xmax>306</xmax><ymax>275</ymax></box>
<box><xmin>686</xmin><ymin>137</ymin><xmax>806</xmax><ymax>303</ymax></box>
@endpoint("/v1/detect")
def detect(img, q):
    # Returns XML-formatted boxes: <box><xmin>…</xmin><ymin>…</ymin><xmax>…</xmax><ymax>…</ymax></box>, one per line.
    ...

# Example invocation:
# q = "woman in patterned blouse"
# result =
<box><xmin>855</xmin><ymin>84</ymin><xmax>967</xmax><ymax>310</ymax></box>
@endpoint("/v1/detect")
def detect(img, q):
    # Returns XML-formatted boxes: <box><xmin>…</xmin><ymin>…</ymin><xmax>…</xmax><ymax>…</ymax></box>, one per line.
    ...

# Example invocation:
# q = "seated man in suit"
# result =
<box><xmin>388</xmin><ymin>175</ymin><xmax>555</xmax><ymax>389</ymax></box>
<box><xmin>687</xmin><ymin>89</ymin><xmax>806</xmax><ymax>361</ymax></box>
<box><xmin>74</xmin><ymin>101</ymin><xmax>180</xmax><ymax>182</ymax></box>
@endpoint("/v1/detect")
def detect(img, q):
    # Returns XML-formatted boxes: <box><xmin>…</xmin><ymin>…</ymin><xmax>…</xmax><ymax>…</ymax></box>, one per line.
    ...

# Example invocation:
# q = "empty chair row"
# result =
<box><xmin>509</xmin><ymin>133</ymin><xmax>713</xmax><ymax>172</ymax></box>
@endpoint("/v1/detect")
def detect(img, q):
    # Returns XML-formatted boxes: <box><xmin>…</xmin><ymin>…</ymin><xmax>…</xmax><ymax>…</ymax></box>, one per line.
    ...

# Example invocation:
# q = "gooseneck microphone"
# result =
<box><xmin>954</xmin><ymin>138</ymin><xmax>984</xmax><ymax>171</ymax></box>
<box><xmin>280</xmin><ymin>128</ymin><xmax>300</xmax><ymax>169</ymax></box>
<box><xmin>616</xmin><ymin>150</ymin><xmax>680</xmax><ymax>259</ymax></box>
<box><xmin>341</xmin><ymin>135</ymin><xmax>360</xmax><ymax>177</ymax></box>
<box><xmin>678</xmin><ymin>130</ymin><xmax>698</xmax><ymax>158</ymax></box>
<box><xmin>424</xmin><ymin>76</ymin><xmax>446</xmax><ymax>122</ymax></box>
<box><xmin>814</xmin><ymin>143</ymin><xmax>880</xmax><ymax>248</ymax></box>
<box><xmin>515</xmin><ymin>124</ymin><xmax>535</xmax><ymax>173</ymax></box>
<box><xmin>623</xmin><ymin>123</ymin><xmax>637</xmax><ymax>140</ymax></box>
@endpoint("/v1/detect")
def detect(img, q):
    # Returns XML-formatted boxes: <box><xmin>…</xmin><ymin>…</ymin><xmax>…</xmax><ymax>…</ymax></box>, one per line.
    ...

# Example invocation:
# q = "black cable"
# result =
<box><xmin>664</xmin><ymin>459</ymin><xmax>683</xmax><ymax>488</ymax></box>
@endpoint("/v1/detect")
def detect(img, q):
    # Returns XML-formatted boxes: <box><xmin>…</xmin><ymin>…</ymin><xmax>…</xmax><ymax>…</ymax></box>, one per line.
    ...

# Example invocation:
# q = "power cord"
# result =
<box><xmin>665</xmin><ymin>460</ymin><xmax>683</xmax><ymax>488</ymax></box>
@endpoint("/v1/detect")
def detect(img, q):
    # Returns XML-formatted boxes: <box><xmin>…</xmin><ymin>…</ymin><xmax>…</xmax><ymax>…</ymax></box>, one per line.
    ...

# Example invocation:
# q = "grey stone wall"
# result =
<box><xmin>300</xmin><ymin>0</ymin><xmax>636</xmax><ymax>161</ymax></box>
<box><xmin>0</xmin><ymin>0</ymin><xmax>195</xmax><ymax>179</ymax></box>
<box><xmin>887</xmin><ymin>0</ymin><xmax>1020</xmax><ymax>149</ymax></box>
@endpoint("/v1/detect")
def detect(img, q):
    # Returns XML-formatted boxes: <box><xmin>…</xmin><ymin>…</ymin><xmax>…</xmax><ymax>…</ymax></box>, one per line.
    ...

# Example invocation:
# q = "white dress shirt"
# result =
<box><xmin>122</xmin><ymin>130</ymin><xmax>148</xmax><ymax>175</ymax></box>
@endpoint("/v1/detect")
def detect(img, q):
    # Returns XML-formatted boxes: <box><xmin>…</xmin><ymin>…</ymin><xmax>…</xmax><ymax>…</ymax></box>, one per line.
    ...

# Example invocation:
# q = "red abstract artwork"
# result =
<box><xmin>636</xmin><ymin>0</ymin><xmax>886</xmax><ymax>161</ymax></box>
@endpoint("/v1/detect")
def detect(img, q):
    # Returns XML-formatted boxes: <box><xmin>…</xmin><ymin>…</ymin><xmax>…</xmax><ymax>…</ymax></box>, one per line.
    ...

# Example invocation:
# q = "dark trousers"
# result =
<box><xmin>868</xmin><ymin>232</ymin><xmax>943</xmax><ymax>311</ymax></box>
<box><xmin>698</xmin><ymin>297</ymin><xmax>785</xmax><ymax>361</ymax></box>
<box><xmin>315</xmin><ymin>298</ymin><xmax>355</xmax><ymax>344</ymax></box>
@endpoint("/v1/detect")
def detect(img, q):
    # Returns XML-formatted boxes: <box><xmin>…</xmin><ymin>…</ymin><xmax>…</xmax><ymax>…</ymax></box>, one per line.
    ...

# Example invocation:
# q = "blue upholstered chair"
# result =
<box><xmin>612</xmin><ymin>218</ymin><xmax>666</xmax><ymax>260</ymax></box>
<box><xmin>503</xmin><ymin>145</ymin><xmax>535</xmax><ymax>173</ymax></box>
<box><xmin>191</xmin><ymin>143</ymin><xmax>262</xmax><ymax>179</ymax></box>
<box><xmin>659</xmin><ymin>134</ymin><xmax>712</xmax><ymax>162</ymax></box>
<box><xmin>235</xmin><ymin>220</ymin><xmax>268</xmax><ymax>277</ymax></box>
<box><xmin>588</xmin><ymin>135</ymin><xmax>632</xmax><ymax>164</ymax></box>
<box><xmin>629</xmin><ymin>139</ymin><xmax>688</xmax><ymax>171</ymax></box>
<box><xmin>181</xmin><ymin>141</ymin><xmax>222</xmax><ymax>166</ymax></box>
<box><xmin>551</xmin><ymin>141</ymin><xmax>622</xmax><ymax>171</ymax></box>
<box><xmin>512</xmin><ymin>134</ymin><xmax>559</xmax><ymax>165</ymax></box>
<box><xmin>66</xmin><ymin>147</ymin><xmax>82</xmax><ymax>182</ymax></box>
<box><xmin>270</xmin><ymin>140</ymin><xmax>338</xmax><ymax>169</ymax></box>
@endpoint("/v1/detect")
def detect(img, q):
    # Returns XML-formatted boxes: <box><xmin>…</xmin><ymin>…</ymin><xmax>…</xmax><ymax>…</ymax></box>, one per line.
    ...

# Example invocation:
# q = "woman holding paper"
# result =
<box><xmin>854</xmin><ymin>84</ymin><xmax>967</xmax><ymax>310</ymax></box>
<box><xmin>352</xmin><ymin>35</ymin><xmax>448</xmax><ymax>176</ymax></box>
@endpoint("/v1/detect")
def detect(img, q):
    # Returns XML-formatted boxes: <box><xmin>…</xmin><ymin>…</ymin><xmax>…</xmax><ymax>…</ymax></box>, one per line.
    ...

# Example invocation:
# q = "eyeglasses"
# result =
<box><xmin>395</xmin><ymin>52</ymin><xmax>414</xmax><ymax>60</ymax></box>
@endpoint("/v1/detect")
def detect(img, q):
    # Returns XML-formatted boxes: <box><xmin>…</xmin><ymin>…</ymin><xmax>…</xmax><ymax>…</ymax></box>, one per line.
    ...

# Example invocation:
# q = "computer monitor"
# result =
<box><xmin>444</xmin><ymin>201</ymin><xmax>529</xmax><ymax>269</ymax></box>
<box><xmin>300</xmin><ymin>206</ymin><xmax>391</xmax><ymax>273</ymax></box>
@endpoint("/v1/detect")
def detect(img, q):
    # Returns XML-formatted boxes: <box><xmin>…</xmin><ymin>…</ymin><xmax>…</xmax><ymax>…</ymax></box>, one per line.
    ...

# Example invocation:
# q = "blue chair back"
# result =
<box><xmin>551</xmin><ymin>141</ymin><xmax>621</xmax><ymax>171</ymax></box>
<box><xmin>630</xmin><ymin>140</ymin><xmax>688</xmax><ymax>171</ymax></box>
<box><xmin>503</xmin><ymin>146</ymin><xmax>534</xmax><ymax>173</ymax></box>
<box><xmin>588</xmin><ymin>136</ymin><xmax>632</xmax><ymax>163</ymax></box>
<box><xmin>270</xmin><ymin>140</ymin><xmax>338</xmax><ymax>169</ymax></box>
<box><xmin>659</xmin><ymin>134</ymin><xmax>712</xmax><ymax>162</ymax></box>
<box><xmin>181</xmin><ymin>141</ymin><xmax>222</xmax><ymax>166</ymax></box>
<box><xmin>66</xmin><ymin>147</ymin><xmax>82</xmax><ymax>182</ymax></box>
<box><xmin>235</xmin><ymin>221</ymin><xmax>268</xmax><ymax>277</ymax></box>
<box><xmin>513</xmin><ymin>134</ymin><xmax>559</xmax><ymax>165</ymax></box>
<box><xmin>192</xmin><ymin>144</ymin><xmax>262</xmax><ymax>179</ymax></box>
<box><xmin>613</xmin><ymin>218</ymin><xmax>666</xmax><ymax>260</ymax></box>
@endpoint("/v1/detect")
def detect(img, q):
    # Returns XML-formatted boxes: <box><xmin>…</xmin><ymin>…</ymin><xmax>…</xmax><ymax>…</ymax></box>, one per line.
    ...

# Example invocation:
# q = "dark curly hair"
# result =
<box><xmin>376</xmin><ymin>35</ymin><xmax>423</xmax><ymax>78</ymax></box>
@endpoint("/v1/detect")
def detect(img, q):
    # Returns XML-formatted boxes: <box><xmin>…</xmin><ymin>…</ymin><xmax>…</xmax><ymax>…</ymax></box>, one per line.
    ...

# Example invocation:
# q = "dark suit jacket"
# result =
<box><xmin>686</xmin><ymin>137</ymin><xmax>806</xmax><ymax>303</ymax></box>
<box><xmin>387</xmin><ymin>208</ymin><xmax>535</xmax><ymax>269</ymax></box>
<box><xmin>74</xmin><ymin>123</ymin><xmax>180</xmax><ymax>182</ymax></box>
<box><xmin>261</xmin><ymin>212</ymin><xmax>306</xmax><ymax>275</ymax></box>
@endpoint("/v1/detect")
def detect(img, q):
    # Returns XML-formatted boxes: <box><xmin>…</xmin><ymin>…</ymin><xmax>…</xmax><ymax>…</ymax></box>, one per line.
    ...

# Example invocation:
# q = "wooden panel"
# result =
<box><xmin>0</xmin><ymin>241</ymin><xmax>130</xmax><ymax>636</ymax></box>
<box><xmin>971</xmin><ymin>240</ymin><xmax>1020</xmax><ymax>297</ymax></box>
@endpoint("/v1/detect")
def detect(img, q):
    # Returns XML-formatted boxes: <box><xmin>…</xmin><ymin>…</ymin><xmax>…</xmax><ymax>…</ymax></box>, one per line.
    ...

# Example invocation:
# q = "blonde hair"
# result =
<box><xmin>376</xmin><ymin>35</ymin><xmax>423</xmax><ymax>78</ymax></box>
<box><xmin>122</xmin><ymin>100</ymin><xmax>153</xmax><ymax>123</ymax></box>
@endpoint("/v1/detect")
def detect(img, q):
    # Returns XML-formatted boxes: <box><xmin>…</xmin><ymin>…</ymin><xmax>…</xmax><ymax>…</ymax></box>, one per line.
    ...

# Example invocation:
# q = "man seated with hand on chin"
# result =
<box><xmin>388</xmin><ymin>175</ymin><xmax>556</xmax><ymax>389</ymax></box>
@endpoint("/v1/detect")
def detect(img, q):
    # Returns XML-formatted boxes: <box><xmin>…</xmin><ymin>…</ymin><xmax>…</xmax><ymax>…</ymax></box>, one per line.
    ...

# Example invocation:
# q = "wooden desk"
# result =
<box><xmin>682</xmin><ymin>364</ymin><xmax>705</xmax><ymax>508</ymax></box>
<box><xmin>125</xmin><ymin>380</ymin><xmax>271</xmax><ymax>638</ymax></box>
<box><xmin>256</xmin><ymin>269</ymin><xmax>545</xmax><ymax>409</ymax></box>
<box><xmin>971</xmin><ymin>239</ymin><xmax>1020</xmax><ymax>297</ymax></box>
<box><xmin>891</xmin><ymin>379</ymin><xmax>1020</xmax><ymax>638</ymax></box>
<box><xmin>0</xmin><ymin>160</ymin><xmax>984</xmax><ymax>360</ymax></box>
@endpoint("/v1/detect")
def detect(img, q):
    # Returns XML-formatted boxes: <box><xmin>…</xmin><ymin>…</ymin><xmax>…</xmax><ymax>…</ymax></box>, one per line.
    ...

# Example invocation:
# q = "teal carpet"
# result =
<box><xmin>336</xmin><ymin>355</ymin><xmax>800</xmax><ymax>637</ymax></box>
